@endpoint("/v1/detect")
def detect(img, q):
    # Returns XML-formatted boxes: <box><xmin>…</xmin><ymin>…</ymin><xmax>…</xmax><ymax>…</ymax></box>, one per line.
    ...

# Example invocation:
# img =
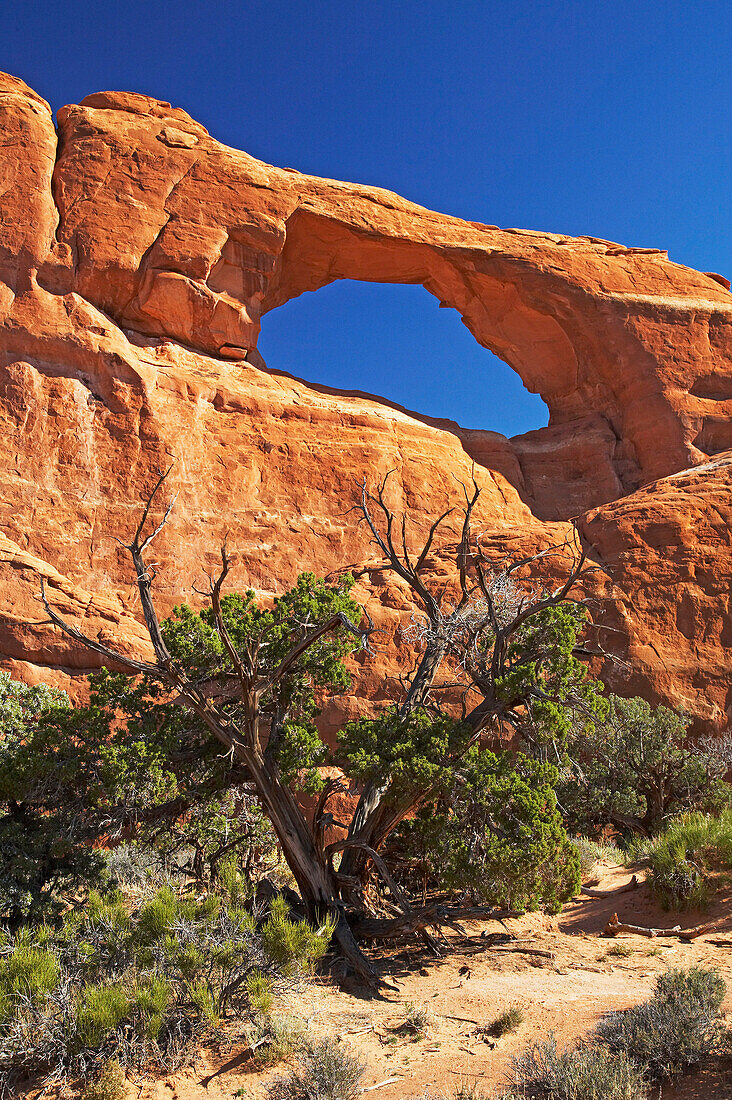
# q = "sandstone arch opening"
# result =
<box><xmin>257</xmin><ymin>280</ymin><xmax>550</xmax><ymax>437</ymax></box>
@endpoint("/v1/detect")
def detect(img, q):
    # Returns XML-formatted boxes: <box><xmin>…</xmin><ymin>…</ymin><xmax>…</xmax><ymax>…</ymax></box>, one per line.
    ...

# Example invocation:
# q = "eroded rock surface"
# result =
<box><xmin>0</xmin><ymin>72</ymin><xmax>730</xmax><ymax>730</ymax></box>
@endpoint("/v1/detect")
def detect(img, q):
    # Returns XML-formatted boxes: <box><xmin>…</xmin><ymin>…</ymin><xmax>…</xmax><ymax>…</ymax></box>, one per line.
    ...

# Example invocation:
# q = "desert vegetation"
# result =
<box><xmin>638</xmin><ymin>809</ymin><xmax>732</xmax><ymax>910</ymax></box>
<box><xmin>0</xmin><ymin>880</ymin><xmax>329</xmax><ymax>1093</ymax></box>
<box><xmin>1</xmin><ymin>471</ymin><xmax>730</xmax><ymax>1096</ymax></box>
<box><xmin>400</xmin><ymin>967</ymin><xmax>728</xmax><ymax>1100</ymax></box>
<box><xmin>32</xmin><ymin>471</ymin><xmax>608</xmax><ymax>983</ymax></box>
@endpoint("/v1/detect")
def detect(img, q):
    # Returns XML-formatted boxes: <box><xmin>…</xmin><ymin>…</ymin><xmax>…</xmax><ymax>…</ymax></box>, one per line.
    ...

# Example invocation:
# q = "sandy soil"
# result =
<box><xmin>121</xmin><ymin>863</ymin><xmax>732</xmax><ymax>1100</ymax></box>
<box><xmin>16</xmin><ymin>863</ymin><xmax>732</xmax><ymax>1099</ymax></box>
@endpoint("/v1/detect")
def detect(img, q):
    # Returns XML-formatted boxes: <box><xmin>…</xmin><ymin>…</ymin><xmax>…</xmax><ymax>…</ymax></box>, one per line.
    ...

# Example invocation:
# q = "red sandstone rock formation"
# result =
<box><xmin>0</xmin><ymin>72</ymin><xmax>730</xmax><ymax>731</ymax></box>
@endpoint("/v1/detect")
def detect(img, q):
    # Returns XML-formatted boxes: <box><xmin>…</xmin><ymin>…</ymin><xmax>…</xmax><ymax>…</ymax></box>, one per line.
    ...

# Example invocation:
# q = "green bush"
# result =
<box><xmin>0</xmin><ymin>885</ymin><xmax>332</xmax><ymax>1087</ymax></box>
<box><xmin>655</xmin><ymin>965</ymin><xmax>726</xmax><ymax>1011</ymax></box>
<box><xmin>265</xmin><ymin>1037</ymin><xmax>364</xmax><ymax>1100</ymax></box>
<box><xmin>250</xmin><ymin>1013</ymin><xmax>307</xmax><ymax>1065</ymax></box>
<box><xmin>73</xmin><ymin>984</ymin><xmax>131</xmax><ymax>1051</ymax></box>
<box><xmin>488</xmin><ymin>1003</ymin><xmax>524</xmax><ymax>1037</ymax></box>
<box><xmin>131</xmin><ymin>975</ymin><xmax>173</xmax><ymax>1040</ymax></box>
<box><xmin>0</xmin><ymin>663</ymin><xmax>280</xmax><ymax>926</ymax></box>
<box><xmin>643</xmin><ymin>810</ymin><xmax>732</xmax><ymax>908</ymax></box>
<box><xmin>572</xmin><ymin>837</ymin><xmax>623</xmax><ymax>877</ymax></box>
<box><xmin>0</xmin><ymin>673</ymin><xmax>107</xmax><ymax>924</ymax></box>
<box><xmin>0</xmin><ymin>932</ymin><xmax>60</xmax><ymax>1022</ymax></box>
<box><xmin>386</xmin><ymin>745</ymin><xmax>581</xmax><ymax>913</ymax></box>
<box><xmin>510</xmin><ymin>1034</ymin><xmax>647</xmax><ymax>1100</ymax></box>
<box><xmin>260</xmin><ymin>895</ymin><xmax>333</xmax><ymax>977</ymax></box>
<box><xmin>558</xmin><ymin>695</ymin><xmax>730</xmax><ymax>837</ymax></box>
<box><xmin>597</xmin><ymin>966</ymin><xmax>727</xmax><ymax>1079</ymax></box>
<box><xmin>399</xmin><ymin>1001</ymin><xmax>432</xmax><ymax>1037</ymax></box>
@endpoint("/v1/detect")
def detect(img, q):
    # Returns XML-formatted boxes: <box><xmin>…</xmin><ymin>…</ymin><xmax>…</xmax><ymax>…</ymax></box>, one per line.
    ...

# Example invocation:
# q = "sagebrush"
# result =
<box><xmin>0</xmin><ymin>886</ymin><xmax>330</xmax><ymax>1092</ymax></box>
<box><xmin>597</xmin><ymin>965</ymin><xmax>727</xmax><ymax>1078</ymax></box>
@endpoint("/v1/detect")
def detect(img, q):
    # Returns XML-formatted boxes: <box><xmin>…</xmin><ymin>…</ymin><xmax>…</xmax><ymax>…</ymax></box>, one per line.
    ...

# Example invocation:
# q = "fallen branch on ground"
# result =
<box><xmin>361</xmin><ymin>1078</ymin><xmax>404</xmax><ymax>1092</ymax></box>
<box><xmin>490</xmin><ymin>945</ymin><xmax>555</xmax><ymax>959</ymax></box>
<box><xmin>603</xmin><ymin>913</ymin><xmax>724</xmax><ymax>940</ymax></box>
<box><xmin>349</xmin><ymin>903</ymin><xmax>525</xmax><ymax>942</ymax></box>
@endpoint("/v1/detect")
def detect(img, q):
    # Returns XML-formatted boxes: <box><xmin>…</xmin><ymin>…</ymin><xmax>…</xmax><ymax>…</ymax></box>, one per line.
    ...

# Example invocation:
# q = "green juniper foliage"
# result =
<box><xmin>558</xmin><ymin>695</ymin><xmax>729</xmax><ymax>837</ymax></box>
<box><xmin>8</xmin><ymin>562</ymin><xmax>596</xmax><ymax>929</ymax></box>
<box><xmin>0</xmin><ymin>672</ymin><xmax>106</xmax><ymax>924</ymax></box>
<box><xmin>493</xmin><ymin>603</ymin><xmax>607</xmax><ymax>749</ymax></box>
<box><xmin>385</xmin><ymin>745</ymin><xmax>580</xmax><ymax>911</ymax></box>
<box><xmin>0</xmin><ymin>665</ymin><xmax>276</xmax><ymax>922</ymax></box>
<box><xmin>19</xmin><ymin>471</ymin><xmax>630</xmax><ymax>985</ymax></box>
<box><xmin>160</xmin><ymin>572</ymin><xmax>361</xmax><ymax>791</ymax></box>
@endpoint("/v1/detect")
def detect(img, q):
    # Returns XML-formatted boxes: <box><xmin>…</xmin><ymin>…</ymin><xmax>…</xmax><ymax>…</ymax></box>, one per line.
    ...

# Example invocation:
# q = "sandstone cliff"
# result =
<box><xmin>0</xmin><ymin>72</ymin><xmax>730</xmax><ymax>731</ymax></box>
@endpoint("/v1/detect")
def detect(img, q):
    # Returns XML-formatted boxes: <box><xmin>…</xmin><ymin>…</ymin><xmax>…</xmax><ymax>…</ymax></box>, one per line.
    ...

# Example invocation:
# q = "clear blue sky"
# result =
<box><xmin>5</xmin><ymin>2</ymin><xmax>730</xmax><ymax>435</ymax></box>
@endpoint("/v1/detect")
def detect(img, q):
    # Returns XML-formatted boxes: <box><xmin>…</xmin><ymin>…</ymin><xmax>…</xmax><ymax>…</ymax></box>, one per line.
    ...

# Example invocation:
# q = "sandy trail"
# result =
<box><xmin>127</xmin><ymin>864</ymin><xmax>732</xmax><ymax>1100</ymax></box>
<box><xmin>19</xmin><ymin>863</ymin><xmax>732</xmax><ymax>1099</ymax></box>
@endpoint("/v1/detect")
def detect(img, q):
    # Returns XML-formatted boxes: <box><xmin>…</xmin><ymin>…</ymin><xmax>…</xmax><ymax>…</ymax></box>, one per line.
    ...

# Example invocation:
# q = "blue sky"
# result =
<box><xmin>5</xmin><ymin>2</ymin><xmax>730</xmax><ymax>434</ymax></box>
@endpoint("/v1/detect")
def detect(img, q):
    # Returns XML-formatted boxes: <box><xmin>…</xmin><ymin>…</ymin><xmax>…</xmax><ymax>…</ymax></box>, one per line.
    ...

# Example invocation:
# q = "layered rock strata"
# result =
<box><xmin>1</xmin><ymin>72</ymin><xmax>730</xmax><ymax>731</ymax></box>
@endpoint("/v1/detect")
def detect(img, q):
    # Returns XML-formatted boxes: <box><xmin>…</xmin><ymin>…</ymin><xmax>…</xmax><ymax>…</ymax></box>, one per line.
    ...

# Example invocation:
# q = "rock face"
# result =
<box><xmin>0</xmin><ymin>71</ymin><xmax>731</xmax><ymax>731</ymax></box>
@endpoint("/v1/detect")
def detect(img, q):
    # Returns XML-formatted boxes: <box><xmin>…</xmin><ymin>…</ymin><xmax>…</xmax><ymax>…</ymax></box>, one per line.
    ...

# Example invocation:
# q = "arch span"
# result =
<box><xmin>2</xmin><ymin>73</ymin><xmax>732</xmax><ymax>731</ymax></box>
<box><xmin>32</xmin><ymin>77</ymin><xmax>732</xmax><ymax>506</ymax></box>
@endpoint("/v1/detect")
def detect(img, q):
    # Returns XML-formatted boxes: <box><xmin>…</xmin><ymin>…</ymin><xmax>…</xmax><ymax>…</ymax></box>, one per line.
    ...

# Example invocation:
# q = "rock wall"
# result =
<box><xmin>1</xmin><ymin>72</ymin><xmax>731</xmax><ymax>731</ymax></box>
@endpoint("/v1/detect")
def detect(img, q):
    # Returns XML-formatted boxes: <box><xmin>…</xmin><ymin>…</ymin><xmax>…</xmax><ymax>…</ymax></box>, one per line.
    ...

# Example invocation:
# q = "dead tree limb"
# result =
<box><xmin>603</xmin><ymin>914</ymin><xmax>725</xmax><ymax>940</ymax></box>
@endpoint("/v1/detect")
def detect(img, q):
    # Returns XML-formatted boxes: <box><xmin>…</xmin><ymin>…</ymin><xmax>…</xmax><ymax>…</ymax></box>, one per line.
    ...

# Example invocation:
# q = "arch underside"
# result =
<box><xmin>255</xmin><ymin>208</ymin><xmax>646</xmax><ymax>520</ymax></box>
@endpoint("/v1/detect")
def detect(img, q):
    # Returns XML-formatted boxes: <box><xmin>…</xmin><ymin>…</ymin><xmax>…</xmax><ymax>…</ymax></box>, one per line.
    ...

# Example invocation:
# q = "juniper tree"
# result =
<box><xmin>38</xmin><ymin>469</ymin><xmax>606</xmax><ymax>985</ymax></box>
<box><xmin>557</xmin><ymin>695</ymin><xmax>731</xmax><ymax>837</ymax></box>
<box><xmin>0</xmin><ymin>673</ymin><xmax>105</xmax><ymax>924</ymax></box>
<box><xmin>0</xmin><ymin>666</ymin><xmax>277</xmax><ymax>923</ymax></box>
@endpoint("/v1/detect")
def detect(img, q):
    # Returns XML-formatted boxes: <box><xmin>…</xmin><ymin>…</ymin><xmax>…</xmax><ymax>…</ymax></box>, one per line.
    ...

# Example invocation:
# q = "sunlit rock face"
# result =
<box><xmin>0</xmin><ymin>71</ymin><xmax>731</xmax><ymax>732</ymax></box>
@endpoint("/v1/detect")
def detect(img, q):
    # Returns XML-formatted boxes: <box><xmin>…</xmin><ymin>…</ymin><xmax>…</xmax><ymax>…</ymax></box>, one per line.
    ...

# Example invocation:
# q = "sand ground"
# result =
<box><xmin>117</xmin><ymin>862</ymin><xmax>732</xmax><ymax>1100</ymax></box>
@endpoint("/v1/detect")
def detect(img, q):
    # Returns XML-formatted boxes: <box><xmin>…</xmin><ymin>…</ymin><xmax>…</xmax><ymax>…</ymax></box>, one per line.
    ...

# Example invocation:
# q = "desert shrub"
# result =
<box><xmin>604</xmin><ymin>944</ymin><xmax>633</xmax><ymax>959</ymax></box>
<box><xmin>246</xmin><ymin>969</ymin><xmax>274</xmax><ymax>1017</ymax></box>
<box><xmin>649</xmin><ymin>851</ymin><xmax>707</xmax><ymax>909</ymax></box>
<box><xmin>399</xmin><ymin>1001</ymin><xmax>432</xmax><ymax>1037</ymax></box>
<box><xmin>0</xmin><ymin>931</ymin><xmax>60</xmax><ymax>1022</ymax></box>
<box><xmin>0</xmin><ymin>885</ymin><xmax>332</xmax><ymax>1089</ymax></box>
<box><xmin>73</xmin><ymin>984</ymin><xmax>132</xmax><ymax>1051</ymax></box>
<box><xmin>260</xmin><ymin>895</ymin><xmax>331</xmax><ymax>977</ymax></box>
<box><xmin>572</xmin><ymin>837</ymin><xmax>623</xmax><ymax>877</ymax></box>
<box><xmin>104</xmin><ymin>844</ymin><xmax>183</xmax><ymax>891</ymax></box>
<box><xmin>488</xmin><ymin>1003</ymin><xmax>524</xmax><ymax>1037</ymax></box>
<box><xmin>0</xmin><ymin>664</ymin><xmax>281</xmax><ymax>927</ymax></box>
<box><xmin>82</xmin><ymin>1058</ymin><xmax>128</xmax><ymax>1100</ymax></box>
<box><xmin>654</xmin><ymin>965</ymin><xmax>726</xmax><ymax>1010</ymax></box>
<box><xmin>511</xmin><ymin>1033</ymin><xmax>647</xmax><ymax>1099</ymax></box>
<box><xmin>264</xmin><ymin>1036</ymin><xmax>364</xmax><ymax>1100</ymax></box>
<box><xmin>643</xmin><ymin>810</ymin><xmax>732</xmax><ymax>908</ymax></box>
<box><xmin>0</xmin><ymin>673</ymin><xmax>107</xmax><ymax>925</ymax></box>
<box><xmin>597</xmin><ymin>965</ymin><xmax>727</xmax><ymax>1079</ymax></box>
<box><xmin>425</xmin><ymin>1089</ymin><xmax>524</xmax><ymax>1100</ymax></box>
<box><xmin>558</xmin><ymin>696</ymin><xmax>730</xmax><ymax>837</ymax></box>
<box><xmin>250</xmin><ymin>1013</ymin><xmax>307</xmax><ymax>1065</ymax></box>
<box><xmin>448</xmin><ymin>1088</ymin><xmax>496</xmax><ymax>1100</ymax></box>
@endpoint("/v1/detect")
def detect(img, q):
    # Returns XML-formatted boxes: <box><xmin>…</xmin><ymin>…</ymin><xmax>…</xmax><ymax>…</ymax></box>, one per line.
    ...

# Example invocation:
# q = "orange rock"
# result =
<box><xmin>0</xmin><ymin>72</ymin><xmax>730</xmax><ymax>732</ymax></box>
